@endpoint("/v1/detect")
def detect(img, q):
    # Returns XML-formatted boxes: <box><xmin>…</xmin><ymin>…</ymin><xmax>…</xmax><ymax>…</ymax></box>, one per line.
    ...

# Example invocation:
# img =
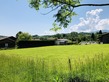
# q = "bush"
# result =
<box><xmin>17</xmin><ymin>40</ymin><xmax>55</xmax><ymax>48</ymax></box>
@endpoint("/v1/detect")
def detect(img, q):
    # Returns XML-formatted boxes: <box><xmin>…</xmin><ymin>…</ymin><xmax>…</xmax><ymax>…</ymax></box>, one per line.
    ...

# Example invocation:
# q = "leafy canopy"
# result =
<box><xmin>29</xmin><ymin>0</ymin><xmax>80</xmax><ymax>28</ymax></box>
<box><xmin>29</xmin><ymin>0</ymin><xmax>109</xmax><ymax>30</ymax></box>
<box><xmin>16</xmin><ymin>32</ymin><xmax>32</xmax><ymax>42</ymax></box>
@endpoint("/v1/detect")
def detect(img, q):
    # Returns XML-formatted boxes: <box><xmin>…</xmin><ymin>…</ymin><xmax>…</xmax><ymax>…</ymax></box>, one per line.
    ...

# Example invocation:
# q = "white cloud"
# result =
<box><xmin>70</xmin><ymin>9</ymin><xmax>109</xmax><ymax>32</ymax></box>
<box><xmin>86</xmin><ymin>9</ymin><xmax>103</xmax><ymax>16</ymax></box>
<box><xmin>95</xmin><ymin>19</ymin><xmax>109</xmax><ymax>30</ymax></box>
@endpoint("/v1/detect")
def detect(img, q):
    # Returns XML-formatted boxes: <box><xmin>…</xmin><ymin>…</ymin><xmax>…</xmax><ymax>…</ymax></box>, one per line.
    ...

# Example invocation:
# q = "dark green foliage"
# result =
<box><xmin>29</xmin><ymin>0</ymin><xmax>79</xmax><ymax>28</ymax></box>
<box><xmin>91</xmin><ymin>33</ymin><xmax>95</xmax><ymax>41</ymax></box>
<box><xmin>99</xmin><ymin>30</ymin><xmax>102</xmax><ymax>35</ymax></box>
<box><xmin>33</xmin><ymin>31</ymin><xmax>109</xmax><ymax>44</ymax></box>
<box><xmin>18</xmin><ymin>40</ymin><xmax>55</xmax><ymax>48</ymax></box>
<box><xmin>32</xmin><ymin>34</ymin><xmax>39</xmax><ymax>39</ymax></box>
<box><xmin>97</xmin><ymin>30</ymin><xmax>103</xmax><ymax>42</ymax></box>
<box><xmin>16</xmin><ymin>32</ymin><xmax>32</xmax><ymax>48</ymax></box>
<box><xmin>28</xmin><ymin>0</ymin><xmax>109</xmax><ymax>30</ymax></box>
<box><xmin>37</xmin><ymin>32</ymin><xmax>92</xmax><ymax>43</ymax></box>
<box><xmin>50</xmin><ymin>23</ymin><xmax>61</xmax><ymax>32</ymax></box>
<box><xmin>16</xmin><ymin>31</ymin><xmax>22</xmax><ymax>39</ymax></box>
<box><xmin>16</xmin><ymin>32</ymin><xmax>32</xmax><ymax>42</ymax></box>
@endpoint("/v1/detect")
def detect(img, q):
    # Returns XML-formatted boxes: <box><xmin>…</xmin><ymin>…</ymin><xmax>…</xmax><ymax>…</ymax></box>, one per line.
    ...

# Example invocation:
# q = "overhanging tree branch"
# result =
<box><xmin>54</xmin><ymin>0</ymin><xmax>109</xmax><ymax>7</ymax></box>
<box><xmin>74</xmin><ymin>3</ymin><xmax>109</xmax><ymax>8</ymax></box>
<box><xmin>29</xmin><ymin>0</ymin><xmax>109</xmax><ymax>28</ymax></box>
<box><xmin>41</xmin><ymin>5</ymin><xmax>61</xmax><ymax>15</ymax></box>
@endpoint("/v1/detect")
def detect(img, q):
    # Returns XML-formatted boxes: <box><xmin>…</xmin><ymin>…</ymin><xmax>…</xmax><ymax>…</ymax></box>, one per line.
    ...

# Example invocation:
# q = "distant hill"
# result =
<box><xmin>95</xmin><ymin>30</ymin><xmax>109</xmax><ymax>33</ymax></box>
<box><xmin>0</xmin><ymin>35</ymin><xmax>7</xmax><ymax>39</ymax></box>
<box><xmin>102</xmin><ymin>30</ymin><xmax>109</xmax><ymax>33</ymax></box>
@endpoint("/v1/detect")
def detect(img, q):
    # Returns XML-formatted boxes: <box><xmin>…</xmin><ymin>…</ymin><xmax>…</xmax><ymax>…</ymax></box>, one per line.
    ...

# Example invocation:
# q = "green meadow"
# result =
<box><xmin>0</xmin><ymin>44</ymin><xmax>109</xmax><ymax>82</ymax></box>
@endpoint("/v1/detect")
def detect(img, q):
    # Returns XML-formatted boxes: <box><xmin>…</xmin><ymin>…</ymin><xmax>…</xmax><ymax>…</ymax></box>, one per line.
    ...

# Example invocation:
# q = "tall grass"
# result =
<box><xmin>69</xmin><ymin>54</ymin><xmax>109</xmax><ymax>82</ymax></box>
<box><xmin>0</xmin><ymin>54</ymin><xmax>109</xmax><ymax>82</ymax></box>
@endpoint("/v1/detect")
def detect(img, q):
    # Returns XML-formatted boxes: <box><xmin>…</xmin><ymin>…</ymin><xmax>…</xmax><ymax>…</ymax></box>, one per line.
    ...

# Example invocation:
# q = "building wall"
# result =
<box><xmin>0</xmin><ymin>39</ymin><xmax>15</xmax><ymax>48</ymax></box>
<box><xmin>102</xmin><ymin>34</ymin><xmax>109</xmax><ymax>44</ymax></box>
<box><xmin>55</xmin><ymin>39</ymin><xmax>68</xmax><ymax>45</ymax></box>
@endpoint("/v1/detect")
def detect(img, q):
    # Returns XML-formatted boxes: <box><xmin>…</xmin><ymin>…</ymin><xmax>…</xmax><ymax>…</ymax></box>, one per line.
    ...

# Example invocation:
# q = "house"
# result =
<box><xmin>0</xmin><ymin>36</ymin><xmax>16</xmax><ymax>48</ymax></box>
<box><xmin>55</xmin><ymin>39</ymin><xmax>68</xmax><ymax>45</ymax></box>
<box><xmin>99</xmin><ymin>33</ymin><xmax>109</xmax><ymax>44</ymax></box>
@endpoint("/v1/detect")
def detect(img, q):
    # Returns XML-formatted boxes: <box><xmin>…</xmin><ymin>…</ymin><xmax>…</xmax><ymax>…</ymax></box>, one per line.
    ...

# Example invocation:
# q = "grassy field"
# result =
<box><xmin>0</xmin><ymin>44</ymin><xmax>109</xmax><ymax>82</ymax></box>
<box><xmin>0</xmin><ymin>44</ymin><xmax>109</xmax><ymax>59</ymax></box>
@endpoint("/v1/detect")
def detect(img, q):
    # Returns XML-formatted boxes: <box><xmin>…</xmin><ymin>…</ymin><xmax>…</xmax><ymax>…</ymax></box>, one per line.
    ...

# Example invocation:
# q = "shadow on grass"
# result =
<box><xmin>68</xmin><ymin>76</ymin><xmax>89</xmax><ymax>82</ymax></box>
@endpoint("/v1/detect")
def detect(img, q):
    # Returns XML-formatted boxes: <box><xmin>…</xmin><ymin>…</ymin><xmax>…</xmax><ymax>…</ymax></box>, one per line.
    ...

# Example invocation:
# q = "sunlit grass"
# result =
<box><xmin>0</xmin><ymin>44</ymin><xmax>109</xmax><ymax>59</ymax></box>
<box><xmin>0</xmin><ymin>44</ymin><xmax>109</xmax><ymax>82</ymax></box>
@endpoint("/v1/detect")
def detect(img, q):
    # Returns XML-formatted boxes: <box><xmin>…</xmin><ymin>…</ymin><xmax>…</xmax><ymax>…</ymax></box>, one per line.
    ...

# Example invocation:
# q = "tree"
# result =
<box><xmin>54</xmin><ymin>33</ymin><xmax>63</xmax><ymax>39</ymax></box>
<box><xmin>16</xmin><ymin>31</ymin><xmax>22</xmax><ymax>39</ymax></box>
<box><xmin>91</xmin><ymin>33</ymin><xmax>95</xmax><ymax>41</ymax></box>
<box><xmin>32</xmin><ymin>34</ymin><xmax>39</xmax><ymax>39</ymax></box>
<box><xmin>29</xmin><ymin>0</ymin><xmax>109</xmax><ymax>28</ymax></box>
<box><xmin>16</xmin><ymin>32</ymin><xmax>32</xmax><ymax>42</ymax></box>
<box><xmin>98</xmin><ymin>30</ymin><xmax>102</xmax><ymax>35</ymax></box>
<box><xmin>50</xmin><ymin>23</ymin><xmax>61</xmax><ymax>32</ymax></box>
<box><xmin>97</xmin><ymin>30</ymin><xmax>102</xmax><ymax>43</ymax></box>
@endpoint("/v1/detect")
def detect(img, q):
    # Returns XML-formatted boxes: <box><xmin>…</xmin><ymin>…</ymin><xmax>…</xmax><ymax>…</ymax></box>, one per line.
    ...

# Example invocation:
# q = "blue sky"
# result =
<box><xmin>0</xmin><ymin>0</ymin><xmax>109</xmax><ymax>36</ymax></box>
